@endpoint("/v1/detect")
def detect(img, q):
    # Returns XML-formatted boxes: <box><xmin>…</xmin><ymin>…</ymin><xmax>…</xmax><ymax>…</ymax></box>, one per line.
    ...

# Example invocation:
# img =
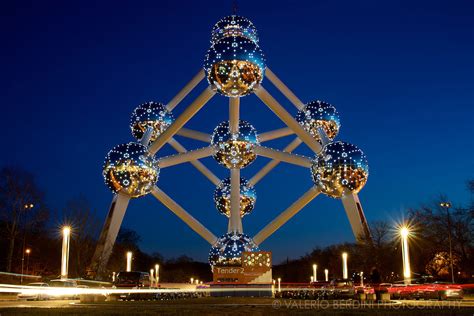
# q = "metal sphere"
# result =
<box><xmin>211</xmin><ymin>15</ymin><xmax>259</xmax><ymax>44</ymax></box>
<box><xmin>214</xmin><ymin>177</ymin><xmax>256</xmax><ymax>217</ymax></box>
<box><xmin>130</xmin><ymin>101</ymin><xmax>174</xmax><ymax>143</ymax></box>
<box><xmin>208</xmin><ymin>233</ymin><xmax>259</xmax><ymax>267</ymax></box>
<box><xmin>103</xmin><ymin>142</ymin><xmax>159</xmax><ymax>198</ymax></box>
<box><xmin>204</xmin><ymin>35</ymin><xmax>265</xmax><ymax>97</ymax></box>
<box><xmin>296</xmin><ymin>100</ymin><xmax>341</xmax><ymax>143</ymax></box>
<box><xmin>211</xmin><ymin>120</ymin><xmax>259</xmax><ymax>169</ymax></box>
<box><xmin>311</xmin><ymin>141</ymin><xmax>369</xmax><ymax>198</ymax></box>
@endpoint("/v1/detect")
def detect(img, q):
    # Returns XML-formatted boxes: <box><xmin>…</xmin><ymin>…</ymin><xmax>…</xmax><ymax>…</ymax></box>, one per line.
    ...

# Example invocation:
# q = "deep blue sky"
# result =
<box><xmin>1</xmin><ymin>0</ymin><xmax>473</xmax><ymax>263</ymax></box>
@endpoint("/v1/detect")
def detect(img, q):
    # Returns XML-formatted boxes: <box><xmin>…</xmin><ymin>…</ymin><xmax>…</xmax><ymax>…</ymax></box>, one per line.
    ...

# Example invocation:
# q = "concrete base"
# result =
<box><xmin>210</xmin><ymin>284</ymin><xmax>273</xmax><ymax>297</ymax></box>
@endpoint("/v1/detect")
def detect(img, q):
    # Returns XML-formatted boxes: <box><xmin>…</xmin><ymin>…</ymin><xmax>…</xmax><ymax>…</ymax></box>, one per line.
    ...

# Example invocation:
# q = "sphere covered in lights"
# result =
<box><xmin>311</xmin><ymin>141</ymin><xmax>368</xmax><ymax>198</ymax></box>
<box><xmin>214</xmin><ymin>177</ymin><xmax>256</xmax><ymax>217</ymax></box>
<box><xmin>209</xmin><ymin>233</ymin><xmax>259</xmax><ymax>266</ymax></box>
<box><xmin>211</xmin><ymin>15</ymin><xmax>259</xmax><ymax>44</ymax></box>
<box><xmin>211</xmin><ymin>120</ymin><xmax>259</xmax><ymax>169</ymax></box>
<box><xmin>296</xmin><ymin>100</ymin><xmax>340</xmax><ymax>143</ymax></box>
<box><xmin>130</xmin><ymin>101</ymin><xmax>174</xmax><ymax>144</ymax></box>
<box><xmin>204</xmin><ymin>35</ymin><xmax>265</xmax><ymax>97</ymax></box>
<box><xmin>103</xmin><ymin>142</ymin><xmax>159</xmax><ymax>198</ymax></box>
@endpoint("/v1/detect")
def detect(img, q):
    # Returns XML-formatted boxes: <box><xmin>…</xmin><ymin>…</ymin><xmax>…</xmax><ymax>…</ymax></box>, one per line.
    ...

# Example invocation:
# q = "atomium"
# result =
<box><xmin>130</xmin><ymin>101</ymin><xmax>174</xmax><ymax>143</ymax></box>
<box><xmin>214</xmin><ymin>177</ymin><xmax>256</xmax><ymax>217</ymax></box>
<box><xmin>208</xmin><ymin>232</ymin><xmax>259</xmax><ymax>266</ymax></box>
<box><xmin>103</xmin><ymin>142</ymin><xmax>159</xmax><ymax>198</ymax></box>
<box><xmin>296</xmin><ymin>100</ymin><xmax>340</xmax><ymax>143</ymax></box>
<box><xmin>211</xmin><ymin>120</ymin><xmax>259</xmax><ymax>169</ymax></box>
<box><xmin>311</xmin><ymin>141</ymin><xmax>369</xmax><ymax>198</ymax></box>
<box><xmin>204</xmin><ymin>35</ymin><xmax>265</xmax><ymax>97</ymax></box>
<box><xmin>211</xmin><ymin>15</ymin><xmax>259</xmax><ymax>44</ymax></box>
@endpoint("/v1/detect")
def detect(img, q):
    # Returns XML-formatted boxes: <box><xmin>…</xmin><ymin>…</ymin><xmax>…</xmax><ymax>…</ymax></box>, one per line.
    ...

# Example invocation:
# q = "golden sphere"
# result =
<box><xmin>214</xmin><ymin>177</ymin><xmax>256</xmax><ymax>217</ymax></box>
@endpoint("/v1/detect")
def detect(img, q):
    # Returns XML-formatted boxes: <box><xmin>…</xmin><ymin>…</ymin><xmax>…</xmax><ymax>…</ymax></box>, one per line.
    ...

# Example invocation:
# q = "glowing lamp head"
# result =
<box><xmin>25</xmin><ymin>249</ymin><xmax>31</xmax><ymax>254</ymax></box>
<box><xmin>211</xmin><ymin>15</ymin><xmax>259</xmax><ymax>44</ymax></box>
<box><xmin>130</xmin><ymin>101</ymin><xmax>174</xmax><ymax>144</ymax></box>
<box><xmin>204</xmin><ymin>35</ymin><xmax>265</xmax><ymax>97</ymax></box>
<box><xmin>103</xmin><ymin>142</ymin><xmax>159</xmax><ymax>198</ymax></box>
<box><xmin>62</xmin><ymin>226</ymin><xmax>71</xmax><ymax>235</ymax></box>
<box><xmin>342</xmin><ymin>252</ymin><xmax>348</xmax><ymax>259</ymax></box>
<box><xmin>311</xmin><ymin>141</ymin><xmax>369</xmax><ymax>198</ymax></box>
<box><xmin>211</xmin><ymin>120</ymin><xmax>259</xmax><ymax>169</ymax></box>
<box><xmin>400</xmin><ymin>227</ymin><xmax>410</xmax><ymax>238</ymax></box>
<box><xmin>296</xmin><ymin>101</ymin><xmax>341</xmax><ymax>143</ymax></box>
<box><xmin>208</xmin><ymin>233</ymin><xmax>259</xmax><ymax>267</ymax></box>
<box><xmin>214</xmin><ymin>177</ymin><xmax>256</xmax><ymax>217</ymax></box>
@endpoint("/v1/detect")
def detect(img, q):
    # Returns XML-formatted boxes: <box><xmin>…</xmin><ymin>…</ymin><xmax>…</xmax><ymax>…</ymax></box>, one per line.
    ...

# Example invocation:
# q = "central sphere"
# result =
<box><xmin>214</xmin><ymin>177</ymin><xmax>256</xmax><ymax>217</ymax></box>
<box><xmin>211</xmin><ymin>120</ymin><xmax>259</xmax><ymax>169</ymax></box>
<box><xmin>130</xmin><ymin>101</ymin><xmax>174</xmax><ymax>144</ymax></box>
<box><xmin>103</xmin><ymin>142</ymin><xmax>159</xmax><ymax>198</ymax></box>
<box><xmin>209</xmin><ymin>233</ymin><xmax>259</xmax><ymax>267</ymax></box>
<box><xmin>204</xmin><ymin>35</ymin><xmax>265</xmax><ymax>97</ymax></box>
<box><xmin>311</xmin><ymin>141</ymin><xmax>369</xmax><ymax>198</ymax></box>
<box><xmin>296</xmin><ymin>100</ymin><xmax>340</xmax><ymax>143</ymax></box>
<box><xmin>211</xmin><ymin>15</ymin><xmax>259</xmax><ymax>44</ymax></box>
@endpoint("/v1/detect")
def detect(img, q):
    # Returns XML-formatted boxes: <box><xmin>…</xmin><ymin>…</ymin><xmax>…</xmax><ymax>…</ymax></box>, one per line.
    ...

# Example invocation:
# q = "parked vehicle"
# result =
<box><xmin>17</xmin><ymin>283</ymin><xmax>50</xmax><ymax>301</ymax></box>
<box><xmin>321</xmin><ymin>279</ymin><xmax>355</xmax><ymax>299</ymax></box>
<box><xmin>113</xmin><ymin>271</ymin><xmax>154</xmax><ymax>301</ymax></box>
<box><xmin>422</xmin><ymin>283</ymin><xmax>463</xmax><ymax>300</ymax></box>
<box><xmin>48</xmin><ymin>279</ymin><xmax>79</xmax><ymax>300</ymax></box>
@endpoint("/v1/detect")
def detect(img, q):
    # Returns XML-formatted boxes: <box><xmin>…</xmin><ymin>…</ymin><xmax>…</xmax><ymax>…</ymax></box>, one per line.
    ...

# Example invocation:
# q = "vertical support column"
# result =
<box><xmin>228</xmin><ymin>97</ymin><xmax>242</xmax><ymax>234</ymax></box>
<box><xmin>87</xmin><ymin>193</ymin><xmax>130</xmax><ymax>279</ymax></box>
<box><xmin>341</xmin><ymin>192</ymin><xmax>371</xmax><ymax>241</ymax></box>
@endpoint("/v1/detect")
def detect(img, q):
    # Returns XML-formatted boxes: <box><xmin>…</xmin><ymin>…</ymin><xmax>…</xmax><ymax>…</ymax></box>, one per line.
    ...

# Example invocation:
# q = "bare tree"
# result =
<box><xmin>0</xmin><ymin>167</ymin><xmax>48</xmax><ymax>272</ymax></box>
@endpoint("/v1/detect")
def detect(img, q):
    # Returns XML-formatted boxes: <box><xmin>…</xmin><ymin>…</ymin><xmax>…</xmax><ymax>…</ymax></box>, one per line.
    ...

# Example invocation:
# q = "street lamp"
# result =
<box><xmin>310</xmin><ymin>276</ymin><xmax>314</xmax><ymax>283</ymax></box>
<box><xmin>25</xmin><ymin>249</ymin><xmax>31</xmax><ymax>275</ymax></box>
<box><xmin>400</xmin><ymin>226</ymin><xmax>411</xmax><ymax>285</ymax></box>
<box><xmin>126</xmin><ymin>251</ymin><xmax>132</xmax><ymax>272</ymax></box>
<box><xmin>360</xmin><ymin>271</ymin><xmax>364</xmax><ymax>287</ymax></box>
<box><xmin>190</xmin><ymin>277</ymin><xmax>194</xmax><ymax>284</ymax></box>
<box><xmin>155</xmin><ymin>264</ymin><xmax>160</xmax><ymax>286</ymax></box>
<box><xmin>312</xmin><ymin>264</ymin><xmax>317</xmax><ymax>282</ymax></box>
<box><xmin>150</xmin><ymin>268</ymin><xmax>154</xmax><ymax>285</ymax></box>
<box><xmin>277</xmin><ymin>277</ymin><xmax>281</xmax><ymax>292</ymax></box>
<box><xmin>342</xmin><ymin>252</ymin><xmax>348</xmax><ymax>279</ymax></box>
<box><xmin>324</xmin><ymin>269</ymin><xmax>329</xmax><ymax>282</ymax></box>
<box><xmin>61</xmin><ymin>226</ymin><xmax>71</xmax><ymax>279</ymax></box>
<box><xmin>440</xmin><ymin>202</ymin><xmax>455</xmax><ymax>284</ymax></box>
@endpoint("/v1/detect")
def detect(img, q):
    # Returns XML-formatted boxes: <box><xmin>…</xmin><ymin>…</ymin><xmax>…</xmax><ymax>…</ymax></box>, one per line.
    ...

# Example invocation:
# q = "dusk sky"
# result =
<box><xmin>1</xmin><ymin>0</ymin><xmax>473</xmax><ymax>263</ymax></box>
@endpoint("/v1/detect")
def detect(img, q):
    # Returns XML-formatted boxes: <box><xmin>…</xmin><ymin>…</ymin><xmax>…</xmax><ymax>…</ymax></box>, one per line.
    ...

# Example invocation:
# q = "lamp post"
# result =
<box><xmin>25</xmin><ymin>249</ymin><xmax>31</xmax><ymax>275</ymax></box>
<box><xmin>342</xmin><ymin>252</ymin><xmax>348</xmax><ymax>279</ymax></box>
<box><xmin>440</xmin><ymin>202</ymin><xmax>455</xmax><ymax>284</ymax></box>
<box><xmin>126</xmin><ymin>251</ymin><xmax>132</xmax><ymax>272</ymax></box>
<box><xmin>277</xmin><ymin>278</ymin><xmax>281</xmax><ymax>292</ymax></box>
<box><xmin>61</xmin><ymin>226</ymin><xmax>71</xmax><ymax>279</ymax></box>
<box><xmin>190</xmin><ymin>277</ymin><xmax>194</xmax><ymax>284</ymax></box>
<box><xmin>155</xmin><ymin>264</ymin><xmax>160</xmax><ymax>286</ymax></box>
<box><xmin>312</xmin><ymin>264</ymin><xmax>317</xmax><ymax>282</ymax></box>
<box><xmin>400</xmin><ymin>226</ymin><xmax>411</xmax><ymax>285</ymax></box>
<box><xmin>324</xmin><ymin>269</ymin><xmax>329</xmax><ymax>282</ymax></box>
<box><xmin>150</xmin><ymin>269</ymin><xmax>154</xmax><ymax>286</ymax></box>
<box><xmin>360</xmin><ymin>271</ymin><xmax>364</xmax><ymax>287</ymax></box>
<box><xmin>310</xmin><ymin>276</ymin><xmax>314</xmax><ymax>283</ymax></box>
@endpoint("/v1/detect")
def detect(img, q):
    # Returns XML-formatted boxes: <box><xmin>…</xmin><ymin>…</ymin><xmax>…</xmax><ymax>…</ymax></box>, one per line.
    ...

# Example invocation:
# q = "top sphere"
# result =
<box><xmin>211</xmin><ymin>15</ymin><xmax>259</xmax><ymax>44</ymax></box>
<box><xmin>103</xmin><ymin>142</ymin><xmax>159</xmax><ymax>198</ymax></box>
<box><xmin>296</xmin><ymin>101</ymin><xmax>340</xmax><ymax>143</ymax></box>
<box><xmin>311</xmin><ymin>141</ymin><xmax>369</xmax><ymax>198</ymax></box>
<box><xmin>208</xmin><ymin>232</ymin><xmax>259</xmax><ymax>267</ymax></box>
<box><xmin>130</xmin><ymin>102</ymin><xmax>174</xmax><ymax>144</ymax></box>
<box><xmin>204</xmin><ymin>35</ymin><xmax>265</xmax><ymax>97</ymax></box>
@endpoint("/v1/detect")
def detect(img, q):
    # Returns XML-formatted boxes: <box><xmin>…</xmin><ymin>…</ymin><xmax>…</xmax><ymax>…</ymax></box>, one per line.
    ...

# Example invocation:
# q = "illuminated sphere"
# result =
<box><xmin>211</xmin><ymin>15</ymin><xmax>259</xmax><ymax>44</ymax></box>
<box><xmin>103</xmin><ymin>142</ymin><xmax>159</xmax><ymax>198</ymax></box>
<box><xmin>208</xmin><ymin>233</ymin><xmax>259</xmax><ymax>267</ymax></box>
<box><xmin>211</xmin><ymin>120</ymin><xmax>259</xmax><ymax>169</ymax></box>
<box><xmin>204</xmin><ymin>35</ymin><xmax>265</xmax><ymax>97</ymax></box>
<box><xmin>214</xmin><ymin>177</ymin><xmax>256</xmax><ymax>217</ymax></box>
<box><xmin>311</xmin><ymin>141</ymin><xmax>369</xmax><ymax>198</ymax></box>
<box><xmin>296</xmin><ymin>100</ymin><xmax>340</xmax><ymax>143</ymax></box>
<box><xmin>130</xmin><ymin>101</ymin><xmax>174</xmax><ymax>144</ymax></box>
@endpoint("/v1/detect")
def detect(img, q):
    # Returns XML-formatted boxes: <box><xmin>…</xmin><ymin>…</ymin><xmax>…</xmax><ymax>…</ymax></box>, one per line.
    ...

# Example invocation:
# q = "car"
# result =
<box><xmin>322</xmin><ymin>279</ymin><xmax>355</xmax><ymax>299</ymax></box>
<box><xmin>379</xmin><ymin>283</ymin><xmax>406</xmax><ymax>299</ymax></box>
<box><xmin>113</xmin><ymin>271</ymin><xmax>155</xmax><ymax>301</ymax></box>
<box><xmin>48</xmin><ymin>279</ymin><xmax>79</xmax><ymax>300</ymax></box>
<box><xmin>422</xmin><ymin>283</ymin><xmax>463</xmax><ymax>300</ymax></box>
<box><xmin>17</xmin><ymin>282</ymin><xmax>50</xmax><ymax>301</ymax></box>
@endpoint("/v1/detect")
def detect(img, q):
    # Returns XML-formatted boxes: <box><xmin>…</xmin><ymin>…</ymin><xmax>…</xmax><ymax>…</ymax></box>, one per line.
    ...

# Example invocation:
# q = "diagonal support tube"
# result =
<box><xmin>168</xmin><ymin>138</ymin><xmax>220</xmax><ymax>185</ymax></box>
<box><xmin>151</xmin><ymin>186</ymin><xmax>217</xmax><ymax>245</ymax></box>
<box><xmin>265</xmin><ymin>68</ymin><xmax>305</xmax><ymax>110</ymax></box>
<box><xmin>176</xmin><ymin>128</ymin><xmax>210</xmax><ymax>143</ymax></box>
<box><xmin>166</xmin><ymin>69</ymin><xmax>205</xmax><ymax>111</ymax></box>
<box><xmin>250</xmin><ymin>138</ymin><xmax>302</xmax><ymax>185</ymax></box>
<box><xmin>255</xmin><ymin>145</ymin><xmax>312</xmax><ymax>168</ymax></box>
<box><xmin>149</xmin><ymin>86</ymin><xmax>215</xmax><ymax>155</ymax></box>
<box><xmin>253</xmin><ymin>186</ymin><xmax>320</xmax><ymax>245</ymax></box>
<box><xmin>259</xmin><ymin>127</ymin><xmax>294</xmax><ymax>142</ymax></box>
<box><xmin>341</xmin><ymin>191</ymin><xmax>372</xmax><ymax>242</ymax></box>
<box><xmin>254</xmin><ymin>85</ymin><xmax>322</xmax><ymax>154</ymax></box>
<box><xmin>158</xmin><ymin>146</ymin><xmax>215</xmax><ymax>168</ymax></box>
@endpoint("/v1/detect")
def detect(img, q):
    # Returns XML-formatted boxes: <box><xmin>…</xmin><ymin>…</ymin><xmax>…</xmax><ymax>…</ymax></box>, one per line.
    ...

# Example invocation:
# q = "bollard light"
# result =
<box><xmin>324</xmin><ymin>269</ymin><xmax>329</xmax><ymax>282</ymax></box>
<box><xmin>126</xmin><ymin>251</ymin><xmax>132</xmax><ymax>272</ymax></box>
<box><xmin>342</xmin><ymin>252</ymin><xmax>348</xmax><ymax>279</ymax></box>
<box><xmin>313</xmin><ymin>264</ymin><xmax>317</xmax><ymax>282</ymax></box>
<box><xmin>277</xmin><ymin>277</ymin><xmax>281</xmax><ymax>292</ymax></box>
